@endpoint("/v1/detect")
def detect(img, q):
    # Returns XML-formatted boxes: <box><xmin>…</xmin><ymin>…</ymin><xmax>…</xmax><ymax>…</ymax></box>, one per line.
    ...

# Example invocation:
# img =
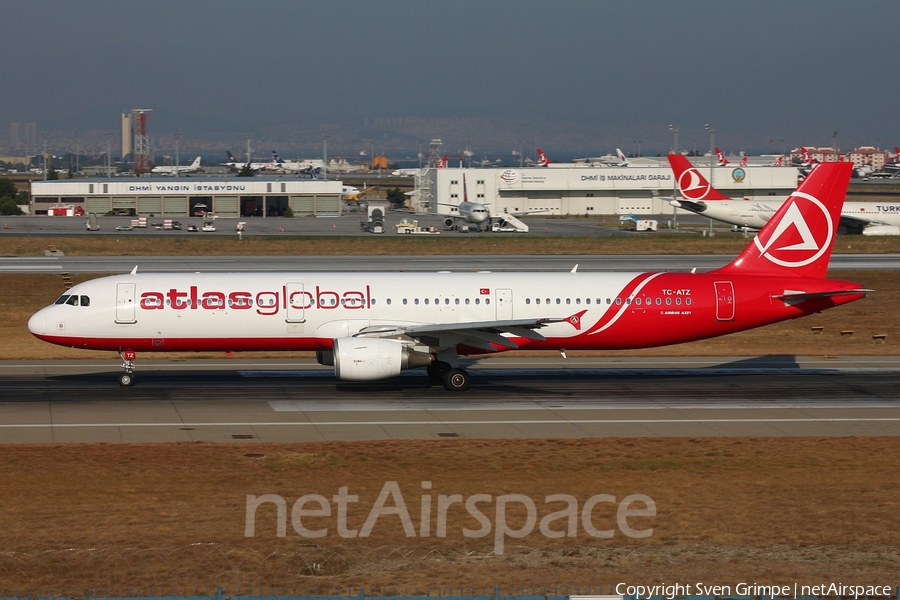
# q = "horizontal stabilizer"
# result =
<box><xmin>773</xmin><ymin>288</ymin><xmax>873</xmax><ymax>301</ymax></box>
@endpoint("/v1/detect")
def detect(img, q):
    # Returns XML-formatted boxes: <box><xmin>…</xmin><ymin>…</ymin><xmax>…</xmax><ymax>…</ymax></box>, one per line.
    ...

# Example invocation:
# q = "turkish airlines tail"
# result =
<box><xmin>436</xmin><ymin>155</ymin><xmax>448</xmax><ymax>168</ymax></box>
<box><xmin>801</xmin><ymin>147</ymin><xmax>816</xmax><ymax>165</ymax></box>
<box><xmin>739</xmin><ymin>155</ymin><xmax>747</xmax><ymax>167</ymax></box>
<box><xmin>667</xmin><ymin>154</ymin><xmax>732</xmax><ymax>201</ymax></box>
<box><xmin>715</xmin><ymin>161</ymin><xmax>852</xmax><ymax>279</ymax></box>
<box><xmin>536</xmin><ymin>148</ymin><xmax>551</xmax><ymax>166</ymax></box>
<box><xmin>715</xmin><ymin>147</ymin><xmax>729</xmax><ymax>165</ymax></box>
<box><xmin>772</xmin><ymin>156</ymin><xmax>784</xmax><ymax>167</ymax></box>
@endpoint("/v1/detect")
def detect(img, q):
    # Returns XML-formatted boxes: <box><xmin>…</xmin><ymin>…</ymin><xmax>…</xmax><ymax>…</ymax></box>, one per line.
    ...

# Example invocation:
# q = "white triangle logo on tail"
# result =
<box><xmin>753</xmin><ymin>191</ymin><xmax>832</xmax><ymax>268</ymax></box>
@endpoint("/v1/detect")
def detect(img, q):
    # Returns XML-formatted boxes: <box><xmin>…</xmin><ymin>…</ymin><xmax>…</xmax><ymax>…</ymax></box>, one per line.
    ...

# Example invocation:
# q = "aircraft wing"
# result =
<box><xmin>772</xmin><ymin>289</ymin><xmax>872</xmax><ymax>302</ymax></box>
<box><xmin>839</xmin><ymin>214</ymin><xmax>875</xmax><ymax>228</ymax></box>
<box><xmin>357</xmin><ymin>317</ymin><xmax>564</xmax><ymax>352</ymax></box>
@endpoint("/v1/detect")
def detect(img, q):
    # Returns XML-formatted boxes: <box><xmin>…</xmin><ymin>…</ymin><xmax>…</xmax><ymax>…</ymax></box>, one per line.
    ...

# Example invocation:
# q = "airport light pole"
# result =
<box><xmin>106</xmin><ymin>134</ymin><xmax>112</xmax><ymax>178</ymax></box>
<box><xmin>669</xmin><ymin>125</ymin><xmax>679</xmax><ymax>229</ymax></box>
<box><xmin>832</xmin><ymin>130</ymin><xmax>838</xmax><ymax>156</ymax></box>
<box><xmin>705</xmin><ymin>124</ymin><xmax>715</xmax><ymax>236</ymax></box>
<box><xmin>175</xmin><ymin>133</ymin><xmax>181</xmax><ymax>179</ymax></box>
<box><xmin>245</xmin><ymin>134</ymin><xmax>251</xmax><ymax>165</ymax></box>
<box><xmin>323</xmin><ymin>135</ymin><xmax>328</xmax><ymax>180</ymax></box>
<box><xmin>42</xmin><ymin>134</ymin><xmax>48</xmax><ymax>180</ymax></box>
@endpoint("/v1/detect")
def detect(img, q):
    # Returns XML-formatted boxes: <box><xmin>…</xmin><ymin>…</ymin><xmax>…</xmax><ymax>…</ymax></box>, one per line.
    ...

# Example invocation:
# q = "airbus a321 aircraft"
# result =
<box><xmin>668</xmin><ymin>154</ymin><xmax>900</xmax><ymax>235</ymax></box>
<box><xmin>29</xmin><ymin>163</ymin><xmax>867</xmax><ymax>391</ymax></box>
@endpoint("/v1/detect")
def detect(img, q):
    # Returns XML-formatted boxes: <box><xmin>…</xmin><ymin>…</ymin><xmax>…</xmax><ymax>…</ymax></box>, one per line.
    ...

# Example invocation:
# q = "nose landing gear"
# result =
<box><xmin>119</xmin><ymin>349</ymin><xmax>136</xmax><ymax>387</ymax></box>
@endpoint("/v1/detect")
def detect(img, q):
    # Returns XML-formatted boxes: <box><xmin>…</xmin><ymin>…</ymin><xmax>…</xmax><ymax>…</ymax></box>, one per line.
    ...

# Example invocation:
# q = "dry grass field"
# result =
<box><xmin>0</xmin><ymin>232</ymin><xmax>898</xmax><ymax>257</ymax></box>
<box><xmin>1</xmin><ymin>438</ymin><xmax>899</xmax><ymax>589</ymax></box>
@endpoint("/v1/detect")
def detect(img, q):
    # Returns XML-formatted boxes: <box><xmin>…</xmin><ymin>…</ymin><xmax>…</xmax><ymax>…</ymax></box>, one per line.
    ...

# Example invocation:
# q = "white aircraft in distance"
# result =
<box><xmin>391</xmin><ymin>168</ymin><xmax>419</xmax><ymax>177</ymax></box>
<box><xmin>668</xmin><ymin>153</ymin><xmax>900</xmax><ymax>235</ymax></box>
<box><xmin>272</xmin><ymin>152</ymin><xmax>324</xmax><ymax>177</ymax></box>
<box><xmin>438</xmin><ymin>174</ymin><xmax>491</xmax><ymax>230</ymax></box>
<box><xmin>391</xmin><ymin>157</ymin><xmax>446</xmax><ymax>175</ymax></box>
<box><xmin>539</xmin><ymin>148</ymin><xmax>630</xmax><ymax>167</ymax></box>
<box><xmin>151</xmin><ymin>156</ymin><xmax>202</xmax><ymax>175</ymax></box>
<box><xmin>221</xmin><ymin>151</ymin><xmax>282</xmax><ymax>172</ymax></box>
<box><xmin>28</xmin><ymin>162</ymin><xmax>868</xmax><ymax>391</ymax></box>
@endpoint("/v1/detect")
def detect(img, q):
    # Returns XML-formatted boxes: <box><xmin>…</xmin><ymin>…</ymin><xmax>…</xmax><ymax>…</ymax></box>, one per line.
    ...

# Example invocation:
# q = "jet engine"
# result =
<box><xmin>444</xmin><ymin>217</ymin><xmax>456</xmax><ymax>228</ymax></box>
<box><xmin>326</xmin><ymin>337</ymin><xmax>431</xmax><ymax>381</ymax></box>
<box><xmin>862</xmin><ymin>225</ymin><xmax>900</xmax><ymax>236</ymax></box>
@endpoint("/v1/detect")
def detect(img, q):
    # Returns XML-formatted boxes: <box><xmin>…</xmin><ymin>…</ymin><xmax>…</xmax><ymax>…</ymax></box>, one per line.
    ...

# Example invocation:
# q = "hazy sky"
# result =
<box><xmin>2</xmin><ymin>0</ymin><xmax>898</xmax><ymax>155</ymax></box>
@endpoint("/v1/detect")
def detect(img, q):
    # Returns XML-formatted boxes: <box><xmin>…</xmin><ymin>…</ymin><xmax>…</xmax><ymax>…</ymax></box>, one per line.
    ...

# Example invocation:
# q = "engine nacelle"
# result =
<box><xmin>444</xmin><ymin>217</ymin><xmax>456</xmax><ymax>228</ymax></box>
<box><xmin>862</xmin><ymin>225</ymin><xmax>900</xmax><ymax>236</ymax></box>
<box><xmin>332</xmin><ymin>337</ymin><xmax>431</xmax><ymax>381</ymax></box>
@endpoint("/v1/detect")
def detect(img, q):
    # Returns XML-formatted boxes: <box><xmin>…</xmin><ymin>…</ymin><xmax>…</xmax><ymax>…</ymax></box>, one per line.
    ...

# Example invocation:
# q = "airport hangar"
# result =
<box><xmin>29</xmin><ymin>178</ymin><xmax>343</xmax><ymax>217</ymax></box>
<box><xmin>420</xmin><ymin>164</ymin><xmax>801</xmax><ymax>217</ymax></box>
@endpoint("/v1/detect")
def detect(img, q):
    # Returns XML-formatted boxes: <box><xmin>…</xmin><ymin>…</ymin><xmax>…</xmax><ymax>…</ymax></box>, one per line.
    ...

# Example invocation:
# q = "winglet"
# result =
<box><xmin>130</xmin><ymin>265</ymin><xmax>138</xmax><ymax>275</ymax></box>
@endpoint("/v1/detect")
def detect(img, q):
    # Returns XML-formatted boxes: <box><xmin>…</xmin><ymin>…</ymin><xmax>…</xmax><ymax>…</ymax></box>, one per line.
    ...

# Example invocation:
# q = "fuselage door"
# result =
<box><xmin>714</xmin><ymin>281</ymin><xmax>735</xmax><ymax>321</ymax></box>
<box><xmin>285</xmin><ymin>281</ymin><xmax>306</xmax><ymax>323</ymax></box>
<box><xmin>115</xmin><ymin>282</ymin><xmax>137</xmax><ymax>324</ymax></box>
<box><xmin>496</xmin><ymin>288</ymin><xmax>513</xmax><ymax>320</ymax></box>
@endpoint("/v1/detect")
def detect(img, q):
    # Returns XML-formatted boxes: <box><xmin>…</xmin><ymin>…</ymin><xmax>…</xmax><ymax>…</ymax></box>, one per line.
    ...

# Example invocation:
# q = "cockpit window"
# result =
<box><xmin>80</xmin><ymin>295</ymin><xmax>90</xmax><ymax>307</ymax></box>
<box><xmin>55</xmin><ymin>295</ymin><xmax>71</xmax><ymax>305</ymax></box>
<box><xmin>65</xmin><ymin>295</ymin><xmax>79</xmax><ymax>306</ymax></box>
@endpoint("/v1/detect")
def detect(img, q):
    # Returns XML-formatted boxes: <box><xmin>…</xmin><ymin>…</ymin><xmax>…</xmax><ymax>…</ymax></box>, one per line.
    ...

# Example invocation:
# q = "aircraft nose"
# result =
<box><xmin>28</xmin><ymin>308</ymin><xmax>47</xmax><ymax>336</ymax></box>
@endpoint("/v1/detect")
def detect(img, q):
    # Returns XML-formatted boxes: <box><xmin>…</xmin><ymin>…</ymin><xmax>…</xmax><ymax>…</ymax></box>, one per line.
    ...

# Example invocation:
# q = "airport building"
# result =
<box><xmin>421</xmin><ymin>164</ymin><xmax>801</xmax><ymax>217</ymax></box>
<box><xmin>29</xmin><ymin>178</ymin><xmax>343</xmax><ymax>217</ymax></box>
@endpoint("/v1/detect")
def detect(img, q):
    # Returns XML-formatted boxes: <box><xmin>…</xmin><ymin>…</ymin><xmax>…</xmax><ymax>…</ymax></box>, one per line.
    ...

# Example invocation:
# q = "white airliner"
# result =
<box><xmin>221</xmin><ymin>151</ymin><xmax>281</xmax><ymax>173</ymax></box>
<box><xmin>668</xmin><ymin>154</ymin><xmax>900</xmax><ymax>235</ymax></box>
<box><xmin>438</xmin><ymin>174</ymin><xmax>491</xmax><ymax>229</ymax></box>
<box><xmin>538</xmin><ymin>148</ymin><xmax>629</xmax><ymax>167</ymax></box>
<box><xmin>28</xmin><ymin>163</ymin><xmax>867</xmax><ymax>391</ymax></box>
<box><xmin>150</xmin><ymin>156</ymin><xmax>202</xmax><ymax>175</ymax></box>
<box><xmin>272</xmin><ymin>152</ymin><xmax>324</xmax><ymax>177</ymax></box>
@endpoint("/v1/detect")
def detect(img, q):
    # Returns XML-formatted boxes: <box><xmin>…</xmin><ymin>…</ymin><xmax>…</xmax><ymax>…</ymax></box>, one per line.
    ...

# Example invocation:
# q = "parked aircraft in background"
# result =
<box><xmin>537</xmin><ymin>149</ymin><xmax>552</xmax><ymax>166</ymax></box>
<box><xmin>714</xmin><ymin>148</ymin><xmax>747</xmax><ymax>167</ymax></box>
<box><xmin>391</xmin><ymin>168</ymin><xmax>420</xmax><ymax>177</ymax></box>
<box><xmin>272</xmin><ymin>152</ymin><xmax>324</xmax><ymax>177</ymax></box>
<box><xmin>221</xmin><ymin>151</ymin><xmax>280</xmax><ymax>172</ymax></box>
<box><xmin>538</xmin><ymin>148</ymin><xmax>629</xmax><ymax>167</ymax></box>
<box><xmin>668</xmin><ymin>154</ymin><xmax>900</xmax><ymax>235</ymax></box>
<box><xmin>150</xmin><ymin>156</ymin><xmax>202</xmax><ymax>175</ymax></box>
<box><xmin>27</xmin><ymin>162</ymin><xmax>867</xmax><ymax>391</ymax></box>
<box><xmin>439</xmin><ymin>174</ymin><xmax>491</xmax><ymax>230</ymax></box>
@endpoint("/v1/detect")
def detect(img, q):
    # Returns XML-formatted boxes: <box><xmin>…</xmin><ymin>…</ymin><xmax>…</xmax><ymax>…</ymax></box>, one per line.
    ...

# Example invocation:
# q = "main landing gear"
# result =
<box><xmin>427</xmin><ymin>360</ymin><xmax>471</xmax><ymax>392</ymax></box>
<box><xmin>119</xmin><ymin>349</ymin><xmax>136</xmax><ymax>387</ymax></box>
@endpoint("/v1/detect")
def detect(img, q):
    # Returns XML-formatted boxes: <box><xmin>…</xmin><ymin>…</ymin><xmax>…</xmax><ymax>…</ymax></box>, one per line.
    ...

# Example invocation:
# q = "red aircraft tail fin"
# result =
<box><xmin>714</xmin><ymin>162</ymin><xmax>852</xmax><ymax>279</ymax></box>
<box><xmin>667</xmin><ymin>154</ymin><xmax>732</xmax><ymax>201</ymax></box>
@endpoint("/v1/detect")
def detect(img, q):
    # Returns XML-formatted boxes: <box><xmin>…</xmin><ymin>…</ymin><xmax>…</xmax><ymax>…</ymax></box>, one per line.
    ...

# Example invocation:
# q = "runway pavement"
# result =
<box><xmin>1</xmin><ymin>355</ymin><xmax>899</xmax><ymax>442</ymax></box>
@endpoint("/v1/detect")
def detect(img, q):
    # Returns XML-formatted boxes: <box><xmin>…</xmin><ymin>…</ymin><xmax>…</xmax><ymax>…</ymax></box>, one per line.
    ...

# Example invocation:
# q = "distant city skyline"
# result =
<box><xmin>2</xmin><ymin>1</ymin><xmax>898</xmax><ymax>160</ymax></box>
